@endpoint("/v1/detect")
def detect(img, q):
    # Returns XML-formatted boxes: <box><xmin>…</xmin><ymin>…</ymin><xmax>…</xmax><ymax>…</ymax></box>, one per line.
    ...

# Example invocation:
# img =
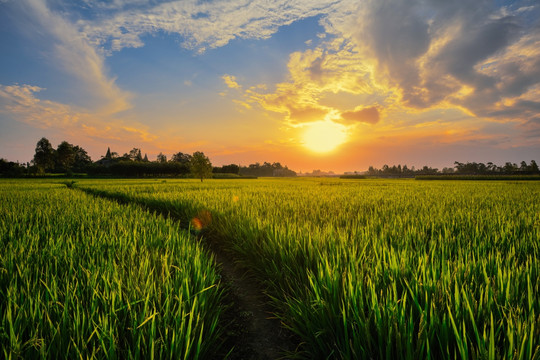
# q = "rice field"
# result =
<box><xmin>2</xmin><ymin>178</ymin><xmax>539</xmax><ymax>359</ymax></box>
<box><xmin>0</xmin><ymin>180</ymin><xmax>225</xmax><ymax>359</ymax></box>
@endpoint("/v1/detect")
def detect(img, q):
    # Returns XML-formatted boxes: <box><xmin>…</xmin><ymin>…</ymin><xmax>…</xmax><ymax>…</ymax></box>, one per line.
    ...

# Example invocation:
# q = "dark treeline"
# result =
<box><xmin>367</xmin><ymin>160</ymin><xmax>539</xmax><ymax>177</ymax></box>
<box><xmin>1</xmin><ymin>138</ymin><xmax>92</xmax><ymax>177</ymax></box>
<box><xmin>0</xmin><ymin>137</ymin><xmax>297</xmax><ymax>178</ymax></box>
<box><xmin>238</xmin><ymin>162</ymin><xmax>296</xmax><ymax>177</ymax></box>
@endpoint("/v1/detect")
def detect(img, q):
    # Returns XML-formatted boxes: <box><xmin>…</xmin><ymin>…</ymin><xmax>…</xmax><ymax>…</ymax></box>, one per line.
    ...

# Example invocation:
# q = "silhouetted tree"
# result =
<box><xmin>171</xmin><ymin>152</ymin><xmax>192</xmax><ymax>164</ymax></box>
<box><xmin>156</xmin><ymin>152</ymin><xmax>167</xmax><ymax>163</ymax></box>
<box><xmin>0</xmin><ymin>159</ymin><xmax>25</xmax><ymax>177</ymax></box>
<box><xmin>213</xmin><ymin>164</ymin><xmax>240</xmax><ymax>174</ymax></box>
<box><xmin>190</xmin><ymin>152</ymin><xmax>213</xmax><ymax>182</ymax></box>
<box><xmin>530</xmin><ymin>160</ymin><xmax>539</xmax><ymax>173</ymax></box>
<box><xmin>127</xmin><ymin>148</ymin><xmax>142</xmax><ymax>161</ymax></box>
<box><xmin>33</xmin><ymin>137</ymin><xmax>55</xmax><ymax>174</ymax></box>
<box><xmin>56</xmin><ymin>141</ymin><xmax>76</xmax><ymax>173</ymax></box>
<box><xmin>73</xmin><ymin>145</ymin><xmax>92</xmax><ymax>172</ymax></box>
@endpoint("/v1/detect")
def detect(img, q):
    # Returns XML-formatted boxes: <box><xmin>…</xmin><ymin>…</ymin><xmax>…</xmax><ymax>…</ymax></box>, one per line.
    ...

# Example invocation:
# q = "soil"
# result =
<box><xmin>208</xmin><ymin>240</ymin><xmax>298</xmax><ymax>360</ymax></box>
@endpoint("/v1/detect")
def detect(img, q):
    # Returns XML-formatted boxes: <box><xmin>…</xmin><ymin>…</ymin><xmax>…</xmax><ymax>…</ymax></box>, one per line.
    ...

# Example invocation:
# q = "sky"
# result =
<box><xmin>1</xmin><ymin>0</ymin><xmax>539</xmax><ymax>173</ymax></box>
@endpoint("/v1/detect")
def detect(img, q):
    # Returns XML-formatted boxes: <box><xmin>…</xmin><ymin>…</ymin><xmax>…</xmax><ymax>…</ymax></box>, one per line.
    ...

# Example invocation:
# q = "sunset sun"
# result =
<box><xmin>302</xmin><ymin>121</ymin><xmax>348</xmax><ymax>153</ymax></box>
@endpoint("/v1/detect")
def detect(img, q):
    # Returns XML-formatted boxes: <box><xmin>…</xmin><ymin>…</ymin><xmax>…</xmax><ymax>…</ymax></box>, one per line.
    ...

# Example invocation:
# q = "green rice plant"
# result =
<box><xmin>0</xmin><ymin>180</ymin><xmax>225</xmax><ymax>359</ymax></box>
<box><xmin>75</xmin><ymin>178</ymin><xmax>540</xmax><ymax>359</ymax></box>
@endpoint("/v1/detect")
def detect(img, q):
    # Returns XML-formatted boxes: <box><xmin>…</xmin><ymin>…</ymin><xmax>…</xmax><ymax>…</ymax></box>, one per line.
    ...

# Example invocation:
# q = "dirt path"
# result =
<box><xmin>77</xmin><ymin>187</ymin><xmax>297</xmax><ymax>359</ymax></box>
<box><xmin>211</xmin><ymin>243</ymin><xmax>297</xmax><ymax>360</ymax></box>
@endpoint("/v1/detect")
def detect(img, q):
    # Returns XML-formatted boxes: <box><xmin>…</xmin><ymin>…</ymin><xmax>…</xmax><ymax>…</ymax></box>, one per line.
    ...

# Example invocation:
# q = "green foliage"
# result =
<box><xmin>0</xmin><ymin>159</ymin><xmax>26</xmax><ymax>177</ymax></box>
<box><xmin>190</xmin><ymin>152</ymin><xmax>213</xmax><ymax>182</ymax></box>
<box><xmin>56</xmin><ymin>141</ymin><xmax>75</xmax><ymax>172</ymax></box>
<box><xmin>33</xmin><ymin>138</ymin><xmax>55</xmax><ymax>174</ymax></box>
<box><xmin>74</xmin><ymin>178</ymin><xmax>540</xmax><ymax>359</ymax></box>
<box><xmin>239</xmin><ymin>161</ymin><xmax>296</xmax><ymax>177</ymax></box>
<box><xmin>0</xmin><ymin>181</ymin><xmax>225</xmax><ymax>359</ymax></box>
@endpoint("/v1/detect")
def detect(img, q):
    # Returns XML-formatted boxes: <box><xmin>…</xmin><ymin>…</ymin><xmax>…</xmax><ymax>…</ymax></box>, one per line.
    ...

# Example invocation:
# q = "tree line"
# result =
<box><xmin>0</xmin><ymin>137</ymin><xmax>297</xmax><ymax>179</ymax></box>
<box><xmin>366</xmin><ymin>160</ymin><xmax>539</xmax><ymax>177</ymax></box>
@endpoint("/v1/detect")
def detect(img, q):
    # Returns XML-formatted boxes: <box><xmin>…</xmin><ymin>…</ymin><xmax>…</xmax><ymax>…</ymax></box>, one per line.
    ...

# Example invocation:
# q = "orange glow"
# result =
<box><xmin>190</xmin><ymin>210</ymin><xmax>212</xmax><ymax>231</ymax></box>
<box><xmin>301</xmin><ymin>120</ymin><xmax>348</xmax><ymax>153</ymax></box>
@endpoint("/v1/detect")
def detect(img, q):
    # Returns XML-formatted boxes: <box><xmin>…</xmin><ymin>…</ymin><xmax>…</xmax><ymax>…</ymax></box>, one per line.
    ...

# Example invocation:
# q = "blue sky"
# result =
<box><xmin>1</xmin><ymin>0</ymin><xmax>539</xmax><ymax>173</ymax></box>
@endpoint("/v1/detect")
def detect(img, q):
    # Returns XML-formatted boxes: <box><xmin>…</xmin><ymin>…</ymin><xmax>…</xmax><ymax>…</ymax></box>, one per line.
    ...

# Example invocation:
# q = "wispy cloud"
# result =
<box><xmin>78</xmin><ymin>0</ymin><xmax>344</xmax><ymax>53</ymax></box>
<box><xmin>0</xmin><ymin>83</ymin><xmax>156</xmax><ymax>144</ymax></box>
<box><xmin>0</xmin><ymin>84</ymin><xmax>79</xmax><ymax>128</ymax></box>
<box><xmin>21</xmin><ymin>0</ymin><xmax>132</xmax><ymax>114</ymax></box>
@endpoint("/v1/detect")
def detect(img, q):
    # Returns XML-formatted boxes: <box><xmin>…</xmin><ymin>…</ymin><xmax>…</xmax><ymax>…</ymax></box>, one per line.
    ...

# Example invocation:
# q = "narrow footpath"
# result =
<box><xmin>76</xmin><ymin>186</ymin><xmax>297</xmax><ymax>359</ymax></box>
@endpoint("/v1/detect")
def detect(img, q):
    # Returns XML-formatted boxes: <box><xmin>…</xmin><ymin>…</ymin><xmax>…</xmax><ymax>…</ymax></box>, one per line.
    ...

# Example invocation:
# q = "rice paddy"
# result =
<box><xmin>0</xmin><ymin>180</ymin><xmax>224</xmax><ymax>359</ymax></box>
<box><xmin>1</xmin><ymin>178</ymin><xmax>539</xmax><ymax>359</ymax></box>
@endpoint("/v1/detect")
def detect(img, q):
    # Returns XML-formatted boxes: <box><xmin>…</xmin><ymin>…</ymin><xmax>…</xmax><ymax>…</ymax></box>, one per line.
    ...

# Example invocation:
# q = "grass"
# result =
<box><xmin>0</xmin><ymin>180</ymin><xmax>225</xmax><ymax>359</ymax></box>
<box><xmin>75</xmin><ymin>178</ymin><xmax>540</xmax><ymax>359</ymax></box>
<box><xmin>2</xmin><ymin>178</ymin><xmax>539</xmax><ymax>359</ymax></box>
<box><xmin>416</xmin><ymin>174</ymin><xmax>540</xmax><ymax>180</ymax></box>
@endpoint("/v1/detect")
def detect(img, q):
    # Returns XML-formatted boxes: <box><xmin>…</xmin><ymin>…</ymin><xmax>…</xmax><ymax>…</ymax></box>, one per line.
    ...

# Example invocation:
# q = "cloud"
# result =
<box><xmin>340</xmin><ymin>106</ymin><xmax>381</xmax><ymax>124</ymax></box>
<box><xmin>5</xmin><ymin>0</ymin><xmax>538</xmax><ymax>157</ymax></box>
<box><xmin>235</xmin><ymin>0</ymin><xmax>539</xmax><ymax>140</ymax></box>
<box><xmin>239</xmin><ymin>38</ymin><xmax>382</xmax><ymax>126</ymax></box>
<box><xmin>222</xmin><ymin>75</ymin><xmax>241</xmax><ymax>89</ymax></box>
<box><xmin>78</xmin><ymin>0</ymin><xmax>344</xmax><ymax>53</ymax></box>
<box><xmin>20</xmin><ymin>0</ymin><xmax>132</xmax><ymax>114</ymax></box>
<box><xmin>340</xmin><ymin>0</ymin><xmax>540</xmax><ymax>121</ymax></box>
<box><xmin>81</xmin><ymin>124</ymin><xmax>157</xmax><ymax>143</ymax></box>
<box><xmin>0</xmin><ymin>84</ymin><xmax>79</xmax><ymax>128</ymax></box>
<box><xmin>0</xmin><ymin>83</ymin><xmax>156</xmax><ymax>143</ymax></box>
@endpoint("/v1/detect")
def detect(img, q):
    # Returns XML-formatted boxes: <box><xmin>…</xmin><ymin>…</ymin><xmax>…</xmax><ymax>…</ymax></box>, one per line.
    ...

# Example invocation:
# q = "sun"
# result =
<box><xmin>301</xmin><ymin>120</ymin><xmax>348</xmax><ymax>153</ymax></box>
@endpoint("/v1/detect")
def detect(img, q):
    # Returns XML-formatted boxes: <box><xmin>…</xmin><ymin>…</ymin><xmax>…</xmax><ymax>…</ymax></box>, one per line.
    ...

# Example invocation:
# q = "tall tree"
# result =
<box><xmin>73</xmin><ymin>145</ymin><xmax>92</xmax><ymax>172</ymax></box>
<box><xmin>56</xmin><ymin>141</ymin><xmax>75</xmax><ymax>173</ymax></box>
<box><xmin>156</xmin><ymin>152</ymin><xmax>167</xmax><ymax>163</ymax></box>
<box><xmin>33</xmin><ymin>137</ymin><xmax>55</xmax><ymax>174</ymax></box>
<box><xmin>530</xmin><ymin>160</ymin><xmax>539</xmax><ymax>173</ymax></box>
<box><xmin>190</xmin><ymin>151</ymin><xmax>213</xmax><ymax>182</ymax></box>
<box><xmin>127</xmin><ymin>148</ymin><xmax>142</xmax><ymax>161</ymax></box>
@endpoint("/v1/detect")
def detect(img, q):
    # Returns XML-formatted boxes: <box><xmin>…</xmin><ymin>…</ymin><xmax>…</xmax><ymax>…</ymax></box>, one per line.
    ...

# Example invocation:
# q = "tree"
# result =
<box><xmin>73</xmin><ymin>145</ymin><xmax>92</xmax><ymax>172</ymax></box>
<box><xmin>127</xmin><ymin>148</ymin><xmax>142</xmax><ymax>161</ymax></box>
<box><xmin>530</xmin><ymin>160</ymin><xmax>539</xmax><ymax>173</ymax></box>
<box><xmin>0</xmin><ymin>158</ymin><xmax>26</xmax><ymax>177</ymax></box>
<box><xmin>56</xmin><ymin>141</ymin><xmax>75</xmax><ymax>173</ymax></box>
<box><xmin>157</xmin><ymin>152</ymin><xmax>167</xmax><ymax>163</ymax></box>
<box><xmin>503</xmin><ymin>162</ymin><xmax>517</xmax><ymax>174</ymax></box>
<box><xmin>221</xmin><ymin>164</ymin><xmax>240</xmax><ymax>174</ymax></box>
<box><xmin>171</xmin><ymin>152</ymin><xmax>192</xmax><ymax>164</ymax></box>
<box><xmin>190</xmin><ymin>151</ymin><xmax>213</xmax><ymax>182</ymax></box>
<box><xmin>33</xmin><ymin>137</ymin><xmax>55</xmax><ymax>174</ymax></box>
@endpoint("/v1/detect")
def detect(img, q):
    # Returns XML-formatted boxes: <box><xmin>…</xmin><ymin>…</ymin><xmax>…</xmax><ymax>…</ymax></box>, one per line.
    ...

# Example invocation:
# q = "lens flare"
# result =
<box><xmin>190</xmin><ymin>210</ymin><xmax>212</xmax><ymax>231</ymax></box>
